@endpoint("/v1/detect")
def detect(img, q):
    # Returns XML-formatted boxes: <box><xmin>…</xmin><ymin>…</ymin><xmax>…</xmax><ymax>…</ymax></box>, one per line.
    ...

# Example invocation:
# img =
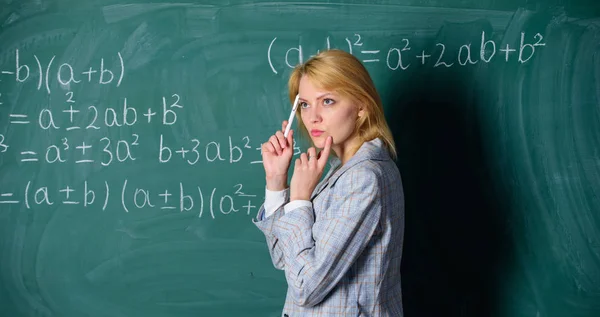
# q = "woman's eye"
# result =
<box><xmin>300</xmin><ymin>101</ymin><xmax>309</xmax><ymax>109</ymax></box>
<box><xmin>323</xmin><ymin>98</ymin><xmax>335</xmax><ymax>106</ymax></box>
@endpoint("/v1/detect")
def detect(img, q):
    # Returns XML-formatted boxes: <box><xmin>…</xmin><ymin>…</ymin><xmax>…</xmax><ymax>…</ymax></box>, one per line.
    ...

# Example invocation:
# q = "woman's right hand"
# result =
<box><xmin>261</xmin><ymin>120</ymin><xmax>294</xmax><ymax>190</ymax></box>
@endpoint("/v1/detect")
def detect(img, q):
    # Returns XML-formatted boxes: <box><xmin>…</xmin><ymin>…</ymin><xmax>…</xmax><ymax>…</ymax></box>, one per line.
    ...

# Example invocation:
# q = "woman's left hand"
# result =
<box><xmin>290</xmin><ymin>136</ymin><xmax>333</xmax><ymax>201</ymax></box>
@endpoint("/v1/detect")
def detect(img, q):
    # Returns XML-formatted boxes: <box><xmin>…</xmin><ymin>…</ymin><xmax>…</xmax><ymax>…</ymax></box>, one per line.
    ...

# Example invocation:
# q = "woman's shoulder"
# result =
<box><xmin>321</xmin><ymin>138</ymin><xmax>400</xmax><ymax>194</ymax></box>
<box><xmin>352</xmin><ymin>158</ymin><xmax>400</xmax><ymax>182</ymax></box>
<box><xmin>333</xmin><ymin>158</ymin><xmax>400</xmax><ymax>192</ymax></box>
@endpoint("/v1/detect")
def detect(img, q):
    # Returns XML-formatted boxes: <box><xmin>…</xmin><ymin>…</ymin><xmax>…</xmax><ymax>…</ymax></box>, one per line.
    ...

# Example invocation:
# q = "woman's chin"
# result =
<box><xmin>311</xmin><ymin>138</ymin><xmax>325</xmax><ymax>149</ymax></box>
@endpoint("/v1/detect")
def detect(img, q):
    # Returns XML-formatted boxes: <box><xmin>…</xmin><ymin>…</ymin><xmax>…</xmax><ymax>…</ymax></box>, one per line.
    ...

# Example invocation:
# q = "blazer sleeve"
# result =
<box><xmin>253</xmin><ymin>203</ymin><xmax>287</xmax><ymax>270</ymax></box>
<box><xmin>272</xmin><ymin>166</ymin><xmax>382</xmax><ymax>307</ymax></box>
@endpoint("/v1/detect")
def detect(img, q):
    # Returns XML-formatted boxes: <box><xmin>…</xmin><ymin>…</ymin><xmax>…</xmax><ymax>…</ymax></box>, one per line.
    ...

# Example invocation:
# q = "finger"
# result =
<box><xmin>269</xmin><ymin>135</ymin><xmax>282</xmax><ymax>155</ymax></box>
<box><xmin>307</xmin><ymin>147</ymin><xmax>317</xmax><ymax>166</ymax></box>
<box><xmin>262</xmin><ymin>142</ymin><xmax>275</xmax><ymax>154</ymax></box>
<box><xmin>281</xmin><ymin>120</ymin><xmax>288</xmax><ymax>133</ymax></box>
<box><xmin>300</xmin><ymin>152</ymin><xmax>308</xmax><ymax>166</ymax></box>
<box><xmin>275</xmin><ymin>130</ymin><xmax>286</xmax><ymax>149</ymax></box>
<box><xmin>286</xmin><ymin>129</ymin><xmax>294</xmax><ymax>149</ymax></box>
<box><xmin>294</xmin><ymin>158</ymin><xmax>301</xmax><ymax>170</ymax></box>
<box><xmin>318</xmin><ymin>136</ymin><xmax>333</xmax><ymax>167</ymax></box>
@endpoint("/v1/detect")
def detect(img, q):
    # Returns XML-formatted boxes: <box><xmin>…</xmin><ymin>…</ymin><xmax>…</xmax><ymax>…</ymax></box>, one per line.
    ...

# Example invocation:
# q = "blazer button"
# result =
<box><xmin>284</xmin><ymin>314</ymin><xmax>289</xmax><ymax>317</ymax></box>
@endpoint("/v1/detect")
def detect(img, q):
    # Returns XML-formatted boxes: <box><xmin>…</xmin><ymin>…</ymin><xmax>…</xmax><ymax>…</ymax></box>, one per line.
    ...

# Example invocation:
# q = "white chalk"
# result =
<box><xmin>284</xmin><ymin>94</ymin><xmax>300</xmax><ymax>138</ymax></box>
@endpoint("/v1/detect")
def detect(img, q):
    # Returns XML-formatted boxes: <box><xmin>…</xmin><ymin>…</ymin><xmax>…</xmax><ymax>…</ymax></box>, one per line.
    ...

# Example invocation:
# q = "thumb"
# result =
<box><xmin>286</xmin><ymin>129</ymin><xmax>294</xmax><ymax>148</ymax></box>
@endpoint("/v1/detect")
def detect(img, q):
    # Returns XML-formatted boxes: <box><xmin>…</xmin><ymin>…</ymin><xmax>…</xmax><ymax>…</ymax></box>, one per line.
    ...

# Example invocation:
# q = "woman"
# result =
<box><xmin>253</xmin><ymin>49</ymin><xmax>404</xmax><ymax>316</ymax></box>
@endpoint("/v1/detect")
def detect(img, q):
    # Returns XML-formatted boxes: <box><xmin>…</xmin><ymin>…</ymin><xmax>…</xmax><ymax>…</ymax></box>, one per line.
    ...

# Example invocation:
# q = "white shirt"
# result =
<box><xmin>263</xmin><ymin>187</ymin><xmax>312</xmax><ymax>219</ymax></box>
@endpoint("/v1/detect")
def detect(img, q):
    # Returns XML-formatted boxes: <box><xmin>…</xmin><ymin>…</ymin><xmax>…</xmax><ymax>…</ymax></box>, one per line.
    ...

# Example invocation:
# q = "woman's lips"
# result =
<box><xmin>310</xmin><ymin>130</ymin><xmax>324</xmax><ymax>137</ymax></box>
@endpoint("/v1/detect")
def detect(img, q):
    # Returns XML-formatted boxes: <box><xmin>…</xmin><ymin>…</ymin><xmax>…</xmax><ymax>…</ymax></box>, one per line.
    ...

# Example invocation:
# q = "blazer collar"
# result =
<box><xmin>310</xmin><ymin>138</ymin><xmax>390</xmax><ymax>200</ymax></box>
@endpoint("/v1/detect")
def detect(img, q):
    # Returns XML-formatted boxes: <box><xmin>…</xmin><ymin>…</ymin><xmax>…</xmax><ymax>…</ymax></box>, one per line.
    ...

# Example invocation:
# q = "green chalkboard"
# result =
<box><xmin>1</xmin><ymin>1</ymin><xmax>599</xmax><ymax>316</ymax></box>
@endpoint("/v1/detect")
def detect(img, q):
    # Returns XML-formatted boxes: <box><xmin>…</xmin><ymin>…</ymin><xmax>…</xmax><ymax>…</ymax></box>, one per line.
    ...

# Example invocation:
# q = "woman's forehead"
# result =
<box><xmin>300</xmin><ymin>78</ymin><xmax>338</xmax><ymax>95</ymax></box>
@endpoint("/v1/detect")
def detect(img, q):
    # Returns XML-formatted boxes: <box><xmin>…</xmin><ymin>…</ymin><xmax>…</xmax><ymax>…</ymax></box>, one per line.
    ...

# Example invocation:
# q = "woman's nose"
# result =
<box><xmin>309</xmin><ymin>106</ymin><xmax>322</xmax><ymax>123</ymax></box>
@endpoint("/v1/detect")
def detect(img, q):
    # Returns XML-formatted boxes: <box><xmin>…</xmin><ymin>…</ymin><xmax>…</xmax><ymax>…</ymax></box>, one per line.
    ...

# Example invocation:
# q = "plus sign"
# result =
<box><xmin>416</xmin><ymin>51</ymin><xmax>431</xmax><ymax>64</ymax></box>
<box><xmin>500</xmin><ymin>44</ymin><xmax>516</xmax><ymax>61</ymax></box>
<box><xmin>176</xmin><ymin>147</ymin><xmax>188</xmax><ymax>158</ymax></box>
<box><xmin>159</xmin><ymin>190</ymin><xmax>171</xmax><ymax>203</ymax></box>
<box><xmin>144</xmin><ymin>108</ymin><xmax>157</xmax><ymax>123</ymax></box>
<box><xmin>59</xmin><ymin>186</ymin><xmax>74</xmax><ymax>199</ymax></box>
<box><xmin>243</xmin><ymin>200</ymin><xmax>256</xmax><ymax>215</ymax></box>
<box><xmin>63</xmin><ymin>105</ymin><xmax>80</xmax><ymax>122</ymax></box>
<box><xmin>76</xmin><ymin>141</ymin><xmax>92</xmax><ymax>155</ymax></box>
<box><xmin>82</xmin><ymin>67</ymin><xmax>97</xmax><ymax>82</ymax></box>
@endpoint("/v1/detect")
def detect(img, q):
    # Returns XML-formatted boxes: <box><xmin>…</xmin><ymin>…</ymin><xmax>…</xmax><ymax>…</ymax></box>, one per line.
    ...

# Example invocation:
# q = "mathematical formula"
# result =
<box><xmin>5</xmin><ymin>92</ymin><xmax>183</xmax><ymax>130</ymax></box>
<box><xmin>0</xmin><ymin>88</ymin><xmax>305</xmax><ymax>165</ymax></box>
<box><xmin>0</xmin><ymin>180</ymin><xmax>260</xmax><ymax>217</ymax></box>
<box><xmin>0</xmin><ymin>30</ymin><xmax>550</xmax><ymax>217</ymax></box>
<box><xmin>267</xmin><ymin>31</ymin><xmax>546</xmax><ymax>74</ymax></box>
<box><xmin>0</xmin><ymin>50</ymin><xmax>124</xmax><ymax>94</ymax></box>
<box><xmin>0</xmin><ymin>132</ymin><xmax>301</xmax><ymax>166</ymax></box>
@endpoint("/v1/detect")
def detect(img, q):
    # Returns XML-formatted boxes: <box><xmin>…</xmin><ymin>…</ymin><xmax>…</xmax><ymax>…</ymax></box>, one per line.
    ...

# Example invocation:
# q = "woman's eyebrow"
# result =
<box><xmin>298</xmin><ymin>92</ymin><xmax>334</xmax><ymax>102</ymax></box>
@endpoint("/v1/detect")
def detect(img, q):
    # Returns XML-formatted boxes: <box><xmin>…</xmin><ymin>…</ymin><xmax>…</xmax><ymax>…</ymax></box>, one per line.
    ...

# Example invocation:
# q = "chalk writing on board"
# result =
<box><xmin>160</xmin><ymin>135</ymin><xmax>301</xmax><ymax>165</ymax></box>
<box><xmin>268</xmin><ymin>31</ymin><xmax>547</xmax><ymax>74</ymax></box>
<box><xmin>0</xmin><ymin>180</ymin><xmax>259</xmax><ymax>216</ymax></box>
<box><xmin>0</xmin><ymin>125</ymin><xmax>304</xmax><ymax>166</ymax></box>
<box><xmin>2</xmin><ymin>88</ymin><xmax>299</xmax><ymax>165</ymax></box>
<box><xmin>0</xmin><ymin>133</ymin><xmax>296</xmax><ymax>166</ymax></box>
<box><xmin>7</xmin><ymin>135</ymin><xmax>139</xmax><ymax>164</ymax></box>
<box><xmin>6</xmin><ymin>92</ymin><xmax>182</xmax><ymax>131</ymax></box>
<box><xmin>0</xmin><ymin>50</ymin><xmax>125</xmax><ymax>94</ymax></box>
<box><xmin>0</xmin><ymin>134</ymin><xmax>8</xmax><ymax>153</ymax></box>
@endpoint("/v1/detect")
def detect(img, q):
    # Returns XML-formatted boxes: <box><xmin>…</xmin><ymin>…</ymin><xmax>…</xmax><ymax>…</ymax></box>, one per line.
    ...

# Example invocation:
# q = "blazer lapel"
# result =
<box><xmin>310</xmin><ymin>157</ymin><xmax>341</xmax><ymax>200</ymax></box>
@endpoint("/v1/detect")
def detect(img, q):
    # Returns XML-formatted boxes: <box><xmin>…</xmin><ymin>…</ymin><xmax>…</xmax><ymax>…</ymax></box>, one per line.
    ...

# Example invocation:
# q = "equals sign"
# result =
<box><xmin>0</xmin><ymin>193</ymin><xmax>19</xmax><ymax>204</ymax></box>
<box><xmin>361</xmin><ymin>50</ymin><xmax>381</xmax><ymax>63</ymax></box>
<box><xmin>10</xmin><ymin>114</ymin><xmax>29</xmax><ymax>124</ymax></box>
<box><xmin>20</xmin><ymin>151</ymin><xmax>38</xmax><ymax>162</ymax></box>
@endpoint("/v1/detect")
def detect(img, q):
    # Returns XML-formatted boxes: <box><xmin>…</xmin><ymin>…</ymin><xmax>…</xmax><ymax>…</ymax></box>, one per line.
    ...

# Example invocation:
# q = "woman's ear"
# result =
<box><xmin>358</xmin><ymin>108</ymin><xmax>365</xmax><ymax>118</ymax></box>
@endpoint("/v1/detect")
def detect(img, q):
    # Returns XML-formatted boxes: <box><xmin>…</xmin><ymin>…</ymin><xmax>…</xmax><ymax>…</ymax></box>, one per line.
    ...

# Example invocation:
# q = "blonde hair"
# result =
<box><xmin>287</xmin><ymin>49</ymin><xmax>397</xmax><ymax>160</ymax></box>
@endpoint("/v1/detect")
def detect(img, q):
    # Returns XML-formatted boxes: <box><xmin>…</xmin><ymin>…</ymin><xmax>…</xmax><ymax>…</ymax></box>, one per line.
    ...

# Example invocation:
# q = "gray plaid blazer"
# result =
<box><xmin>253</xmin><ymin>138</ymin><xmax>405</xmax><ymax>316</ymax></box>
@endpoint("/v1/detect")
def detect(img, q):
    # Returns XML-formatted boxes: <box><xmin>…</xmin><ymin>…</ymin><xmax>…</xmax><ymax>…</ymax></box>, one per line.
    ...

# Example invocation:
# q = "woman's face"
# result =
<box><xmin>298</xmin><ymin>75</ymin><xmax>364</xmax><ymax>156</ymax></box>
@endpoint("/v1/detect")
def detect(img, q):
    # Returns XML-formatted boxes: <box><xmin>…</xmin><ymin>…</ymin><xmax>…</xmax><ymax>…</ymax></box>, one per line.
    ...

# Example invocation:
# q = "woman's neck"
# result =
<box><xmin>333</xmin><ymin>135</ymin><xmax>363</xmax><ymax>165</ymax></box>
